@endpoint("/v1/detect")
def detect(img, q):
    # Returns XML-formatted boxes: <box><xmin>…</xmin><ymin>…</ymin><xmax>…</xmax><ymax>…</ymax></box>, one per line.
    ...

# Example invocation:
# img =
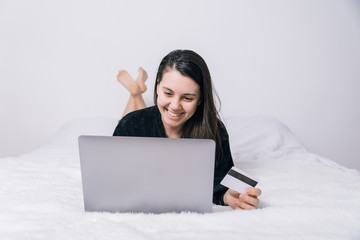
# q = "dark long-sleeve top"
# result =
<box><xmin>113</xmin><ymin>106</ymin><xmax>234</xmax><ymax>205</ymax></box>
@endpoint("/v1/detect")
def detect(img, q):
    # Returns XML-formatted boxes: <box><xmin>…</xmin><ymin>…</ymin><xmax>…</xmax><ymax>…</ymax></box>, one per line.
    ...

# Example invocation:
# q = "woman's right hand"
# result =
<box><xmin>223</xmin><ymin>188</ymin><xmax>262</xmax><ymax>210</ymax></box>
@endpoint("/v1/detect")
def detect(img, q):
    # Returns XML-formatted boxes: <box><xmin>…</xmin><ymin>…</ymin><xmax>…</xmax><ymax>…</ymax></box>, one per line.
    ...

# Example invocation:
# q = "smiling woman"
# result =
<box><xmin>113</xmin><ymin>49</ymin><xmax>262</xmax><ymax>209</ymax></box>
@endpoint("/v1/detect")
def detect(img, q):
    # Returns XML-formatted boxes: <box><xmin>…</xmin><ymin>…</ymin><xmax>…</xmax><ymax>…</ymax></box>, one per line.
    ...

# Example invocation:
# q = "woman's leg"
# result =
<box><xmin>117</xmin><ymin>68</ymin><xmax>148</xmax><ymax>117</ymax></box>
<box><xmin>122</xmin><ymin>94</ymin><xmax>147</xmax><ymax>117</ymax></box>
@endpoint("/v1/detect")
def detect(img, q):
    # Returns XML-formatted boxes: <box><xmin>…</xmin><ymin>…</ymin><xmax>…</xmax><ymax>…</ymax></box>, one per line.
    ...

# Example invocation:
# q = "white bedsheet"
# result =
<box><xmin>1</xmin><ymin>116</ymin><xmax>359</xmax><ymax>240</ymax></box>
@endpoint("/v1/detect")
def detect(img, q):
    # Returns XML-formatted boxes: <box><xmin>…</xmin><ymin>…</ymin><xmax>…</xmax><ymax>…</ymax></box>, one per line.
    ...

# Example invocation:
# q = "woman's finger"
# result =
<box><xmin>236</xmin><ymin>200</ymin><xmax>256</xmax><ymax>210</ymax></box>
<box><xmin>246</xmin><ymin>187</ymin><xmax>262</xmax><ymax>197</ymax></box>
<box><xmin>240</xmin><ymin>193</ymin><xmax>259</xmax><ymax>207</ymax></box>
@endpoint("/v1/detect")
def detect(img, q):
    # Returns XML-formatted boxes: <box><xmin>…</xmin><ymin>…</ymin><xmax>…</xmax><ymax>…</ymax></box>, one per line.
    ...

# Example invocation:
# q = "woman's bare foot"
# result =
<box><xmin>117</xmin><ymin>70</ymin><xmax>140</xmax><ymax>95</ymax></box>
<box><xmin>136</xmin><ymin>67</ymin><xmax>148</xmax><ymax>93</ymax></box>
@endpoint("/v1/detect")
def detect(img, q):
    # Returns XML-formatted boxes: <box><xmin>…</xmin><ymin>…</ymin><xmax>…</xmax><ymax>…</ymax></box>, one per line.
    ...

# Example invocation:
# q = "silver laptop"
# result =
<box><xmin>78</xmin><ymin>135</ymin><xmax>216</xmax><ymax>214</ymax></box>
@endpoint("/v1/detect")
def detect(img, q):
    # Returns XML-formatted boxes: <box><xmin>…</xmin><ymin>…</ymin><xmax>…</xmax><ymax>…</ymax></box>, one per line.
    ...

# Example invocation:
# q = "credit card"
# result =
<box><xmin>220</xmin><ymin>166</ymin><xmax>259</xmax><ymax>194</ymax></box>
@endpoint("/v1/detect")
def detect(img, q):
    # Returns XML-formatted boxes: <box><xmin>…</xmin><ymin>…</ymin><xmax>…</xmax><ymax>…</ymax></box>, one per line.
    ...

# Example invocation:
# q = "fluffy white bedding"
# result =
<box><xmin>1</xmin><ymin>116</ymin><xmax>359</xmax><ymax>240</ymax></box>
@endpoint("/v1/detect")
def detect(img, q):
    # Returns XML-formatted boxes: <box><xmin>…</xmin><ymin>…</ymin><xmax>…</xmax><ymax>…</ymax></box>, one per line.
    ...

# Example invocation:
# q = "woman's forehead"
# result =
<box><xmin>159</xmin><ymin>69</ymin><xmax>200</xmax><ymax>94</ymax></box>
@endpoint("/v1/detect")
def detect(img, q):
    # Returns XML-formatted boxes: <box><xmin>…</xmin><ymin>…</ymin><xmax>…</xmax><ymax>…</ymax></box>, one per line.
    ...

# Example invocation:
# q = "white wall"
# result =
<box><xmin>1</xmin><ymin>0</ymin><xmax>359</xmax><ymax>170</ymax></box>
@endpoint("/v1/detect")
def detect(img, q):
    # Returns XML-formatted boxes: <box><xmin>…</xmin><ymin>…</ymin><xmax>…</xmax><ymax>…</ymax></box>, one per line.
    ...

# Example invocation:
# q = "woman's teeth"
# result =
<box><xmin>168</xmin><ymin>111</ymin><xmax>181</xmax><ymax>117</ymax></box>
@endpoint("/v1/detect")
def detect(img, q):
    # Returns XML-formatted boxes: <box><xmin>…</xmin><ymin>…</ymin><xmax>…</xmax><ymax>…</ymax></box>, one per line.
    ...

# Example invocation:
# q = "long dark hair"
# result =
<box><xmin>154</xmin><ymin>50</ymin><xmax>223</xmax><ymax>163</ymax></box>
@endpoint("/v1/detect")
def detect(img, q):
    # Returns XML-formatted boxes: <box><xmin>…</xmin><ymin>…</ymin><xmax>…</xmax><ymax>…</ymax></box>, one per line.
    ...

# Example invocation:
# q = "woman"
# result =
<box><xmin>113</xmin><ymin>49</ymin><xmax>261</xmax><ymax>209</ymax></box>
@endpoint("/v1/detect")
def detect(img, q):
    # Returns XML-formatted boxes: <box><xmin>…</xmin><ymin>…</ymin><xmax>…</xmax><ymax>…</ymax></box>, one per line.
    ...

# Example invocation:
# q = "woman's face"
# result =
<box><xmin>156</xmin><ymin>69</ymin><xmax>201</xmax><ymax>137</ymax></box>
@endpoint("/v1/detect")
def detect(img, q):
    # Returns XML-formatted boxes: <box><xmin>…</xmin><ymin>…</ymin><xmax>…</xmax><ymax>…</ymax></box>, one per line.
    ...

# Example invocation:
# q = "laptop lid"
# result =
<box><xmin>78</xmin><ymin>135</ymin><xmax>216</xmax><ymax>213</ymax></box>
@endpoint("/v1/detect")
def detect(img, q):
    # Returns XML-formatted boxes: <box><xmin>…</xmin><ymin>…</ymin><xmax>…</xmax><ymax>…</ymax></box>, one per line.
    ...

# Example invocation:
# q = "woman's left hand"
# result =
<box><xmin>223</xmin><ymin>187</ymin><xmax>262</xmax><ymax>210</ymax></box>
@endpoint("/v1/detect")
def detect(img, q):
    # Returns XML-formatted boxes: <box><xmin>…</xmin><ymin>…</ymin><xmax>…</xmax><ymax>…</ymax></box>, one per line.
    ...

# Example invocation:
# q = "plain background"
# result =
<box><xmin>0</xmin><ymin>0</ymin><xmax>359</xmax><ymax>170</ymax></box>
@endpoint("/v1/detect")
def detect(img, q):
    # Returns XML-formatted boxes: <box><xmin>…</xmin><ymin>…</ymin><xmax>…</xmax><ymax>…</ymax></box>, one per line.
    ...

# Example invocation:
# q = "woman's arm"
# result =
<box><xmin>214</xmin><ymin>121</ymin><xmax>262</xmax><ymax>209</ymax></box>
<box><xmin>212</xmin><ymin>122</ymin><xmax>234</xmax><ymax>205</ymax></box>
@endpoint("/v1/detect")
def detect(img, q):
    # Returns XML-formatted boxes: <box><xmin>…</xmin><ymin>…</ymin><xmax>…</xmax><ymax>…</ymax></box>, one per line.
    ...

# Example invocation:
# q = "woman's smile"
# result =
<box><xmin>166</xmin><ymin>108</ymin><xmax>184</xmax><ymax>118</ymax></box>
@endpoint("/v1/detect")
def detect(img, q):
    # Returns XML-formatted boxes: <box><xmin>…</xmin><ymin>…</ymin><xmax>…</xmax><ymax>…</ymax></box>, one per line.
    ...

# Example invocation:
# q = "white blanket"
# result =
<box><xmin>1</xmin><ymin>116</ymin><xmax>359</xmax><ymax>239</ymax></box>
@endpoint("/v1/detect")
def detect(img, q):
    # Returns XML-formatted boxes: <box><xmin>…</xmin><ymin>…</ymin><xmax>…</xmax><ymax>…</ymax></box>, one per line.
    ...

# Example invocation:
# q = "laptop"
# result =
<box><xmin>78</xmin><ymin>135</ymin><xmax>216</xmax><ymax>214</ymax></box>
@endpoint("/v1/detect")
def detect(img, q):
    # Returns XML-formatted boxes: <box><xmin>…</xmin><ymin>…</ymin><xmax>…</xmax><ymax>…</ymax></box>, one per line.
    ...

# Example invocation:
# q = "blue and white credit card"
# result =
<box><xmin>220</xmin><ymin>166</ymin><xmax>259</xmax><ymax>194</ymax></box>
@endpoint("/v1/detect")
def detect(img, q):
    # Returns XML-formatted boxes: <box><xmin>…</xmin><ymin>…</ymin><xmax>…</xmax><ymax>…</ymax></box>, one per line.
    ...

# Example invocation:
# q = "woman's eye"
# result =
<box><xmin>164</xmin><ymin>92</ymin><xmax>172</xmax><ymax>96</ymax></box>
<box><xmin>184</xmin><ymin>97</ymin><xmax>193</xmax><ymax>101</ymax></box>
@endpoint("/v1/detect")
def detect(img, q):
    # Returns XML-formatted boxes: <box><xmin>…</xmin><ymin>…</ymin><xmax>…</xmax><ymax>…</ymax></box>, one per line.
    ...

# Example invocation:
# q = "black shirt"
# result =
<box><xmin>113</xmin><ymin>106</ymin><xmax>234</xmax><ymax>205</ymax></box>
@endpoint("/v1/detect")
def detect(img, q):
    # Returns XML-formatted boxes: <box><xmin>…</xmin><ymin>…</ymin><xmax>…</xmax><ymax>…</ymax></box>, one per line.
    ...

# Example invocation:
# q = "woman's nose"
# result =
<box><xmin>169</xmin><ymin>98</ymin><xmax>181</xmax><ymax>110</ymax></box>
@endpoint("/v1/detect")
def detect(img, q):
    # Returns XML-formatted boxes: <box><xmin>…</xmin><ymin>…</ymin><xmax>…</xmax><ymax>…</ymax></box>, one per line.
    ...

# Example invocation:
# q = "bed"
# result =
<box><xmin>1</xmin><ymin>115</ymin><xmax>359</xmax><ymax>240</ymax></box>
